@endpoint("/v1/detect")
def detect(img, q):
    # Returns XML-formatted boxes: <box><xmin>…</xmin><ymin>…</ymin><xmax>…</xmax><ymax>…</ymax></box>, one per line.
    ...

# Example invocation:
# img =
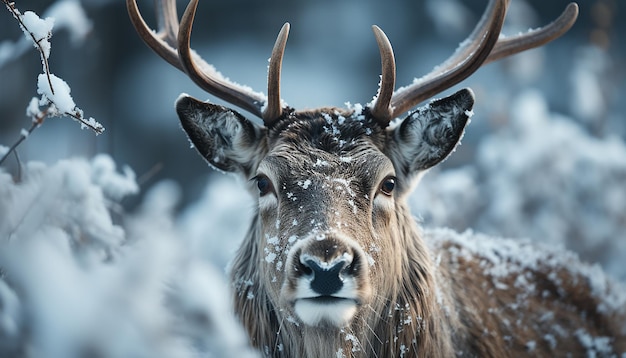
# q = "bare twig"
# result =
<box><xmin>0</xmin><ymin>106</ymin><xmax>47</xmax><ymax>165</ymax></box>
<box><xmin>66</xmin><ymin>110</ymin><xmax>105</xmax><ymax>133</ymax></box>
<box><xmin>0</xmin><ymin>124</ymin><xmax>37</xmax><ymax>166</ymax></box>
<box><xmin>13</xmin><ymin>148</ymin><xmax>22</xmax><ymax>182</ymax></box>
<box><xmin>136</xmin><ymin>162</ymin><xmax>164</xmax><ymax>186</ymax></box>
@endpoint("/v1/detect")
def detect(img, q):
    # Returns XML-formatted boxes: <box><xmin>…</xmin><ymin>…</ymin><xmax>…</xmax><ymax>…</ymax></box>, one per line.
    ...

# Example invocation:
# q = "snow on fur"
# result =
<box><xmin>426</xmin><ymin>227</ymin><xmax>626</xmax><ymax>315</ymax></box>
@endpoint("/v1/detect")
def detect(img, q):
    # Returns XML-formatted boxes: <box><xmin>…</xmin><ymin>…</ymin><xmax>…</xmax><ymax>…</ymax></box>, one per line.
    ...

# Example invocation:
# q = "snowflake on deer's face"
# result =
<box><xmin>129</xmin><ymin>0</ymin><xmax>625</xmax><ymax>357</ymax></box>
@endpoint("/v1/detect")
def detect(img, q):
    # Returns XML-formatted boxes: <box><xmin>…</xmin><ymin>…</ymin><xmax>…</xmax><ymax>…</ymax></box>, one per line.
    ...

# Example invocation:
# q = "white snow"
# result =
<box><xmin>299</xmin><ymin>179</ymin><xmax>312</xmax><ymax>189</ymax></box>
<box><xmin>0</xmin><ymin>156</ymin><xmax>257</xmax><ymax>357</ymax></box>
<box><xmin>0</xmin><ymin>1</ymin><xmax>93</xmax><ymax>71</ymax></box>
<box><xmin>19</xmin><ymin>11</ymin><xmax>54</xmax><ymax>59</ymax></box>
<box><xmin>314</xmin><ymin>159</ymin><xmax>329</xmax><ymax>167</ymax></box>
<box><xmin>178</xmin><ymin>175</ymin><xmax>253</xmax><ymax>270</ymax></box>
<box><xmin>37</xmin><ymin>73</ymin><xmax>75</xmax><ymax>113</ymax></box>
<box><xmin>44</xmin><ymin>0</ymin><xmax>92</xmax><ymax>44</ymax></box>
<box><xmin>412</xmin><ymin>90</ymin><xmax>626</xmax><ymax>281</ymax></box>
<box><xmin>265</xmin><ymin>251</ymin><xmax>277</xmax><ymax>263</ymax></box>
<box><xmin>26</xmin><ymin>97</ymin><xmax>41</xmax><ymax>118</ymax></box>
<box><xmin>90</xmin><ymin>154</ymin><xmax>139</xmax><ymax>201</ymax></box>
<box><xmin>1</xmin><ymin>1</ymin><xmax>625</xmax><ymax>356</ymax></box>
<box><xmin>574</xmin><ymin>329</ymin><xmax>613</xmax><ymax>357</ymax></box>
<box><xmin>427</xmin><ymin>227</ymin><xmax>626</xmax><ymax>315</ymax></box>
<box><xmin>3</xmin><ymin>2</ymin><xmax>104</xmax><ymax>137</ymax></box>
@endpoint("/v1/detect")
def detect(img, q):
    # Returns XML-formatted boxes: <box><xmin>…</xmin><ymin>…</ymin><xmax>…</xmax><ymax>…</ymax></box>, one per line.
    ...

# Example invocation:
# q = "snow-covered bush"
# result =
<box><xmin>412</xmin><ymin>90</ymin><xmax>626</xmax><ymax>281</ymax></box>
<box><xmin>0</xmin><ymin>155</ymin><xmax>257</xmax><ymax>358</ymax></box>
<box><xmin>178</xmin><ymin>175</ymin><xmax>254</xmax><ymax>271</ymax></box>
<box><xmin>0</xmin><ymin>3</ymin><xmax>258</xmax><ymax>356</ymax></box>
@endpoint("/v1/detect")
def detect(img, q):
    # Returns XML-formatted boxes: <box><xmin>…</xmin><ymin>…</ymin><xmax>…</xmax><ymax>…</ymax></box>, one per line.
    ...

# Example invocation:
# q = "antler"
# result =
<box><xmin>370</xmin><ymin>0</ymin><xmax>579</xmax><ymax>127</ymax></box>
<box><xmin>369</xmin><ymin>25</ymin><xmax>396</xmax><ymax>123</ymax></box>
<box><xmin>126</xmin><ymin>0</ymin><xmax>288</xmax><ymax>126</ymax></box>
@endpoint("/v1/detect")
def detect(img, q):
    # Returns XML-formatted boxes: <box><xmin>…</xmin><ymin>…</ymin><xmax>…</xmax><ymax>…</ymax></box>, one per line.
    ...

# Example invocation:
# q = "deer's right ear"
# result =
<box><xmin>176</xmin><ymin>95</ymin><xmax>267</xmax><ymax>176</ymax></box>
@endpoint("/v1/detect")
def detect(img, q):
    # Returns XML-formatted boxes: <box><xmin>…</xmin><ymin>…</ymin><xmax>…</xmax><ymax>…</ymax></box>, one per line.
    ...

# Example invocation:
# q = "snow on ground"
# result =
<box><xmin>0</xmin><ymin>156</ymin><xmax>257</xmax><ymax>358</ymax></box>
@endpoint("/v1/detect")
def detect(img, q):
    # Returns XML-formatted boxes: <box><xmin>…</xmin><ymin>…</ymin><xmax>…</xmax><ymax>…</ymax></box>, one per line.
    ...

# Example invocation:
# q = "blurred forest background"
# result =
<box><xmin>1</xmin><ymin>0</ymin><xmax>625</xmax><ymax>274</ymax></box>
<box><xmin>2</xmin><ymin>0</ymin><xmax>625</xmax><ymax>273</ymax></box>
<box><xmin>1</xmin><ymin>1</ymin><xmax>625</xmax><ymax>356</ymax></box>
<box><xmin>0</xmin><ymin>0</ymin><xmax>622</xmax><ymax>199</ymax></box>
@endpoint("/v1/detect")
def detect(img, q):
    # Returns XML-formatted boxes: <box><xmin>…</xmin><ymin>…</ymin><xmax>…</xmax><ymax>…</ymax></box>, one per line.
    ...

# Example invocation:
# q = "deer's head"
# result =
<box><xmin>128</xmin><ymin>0</ymin><xmax>578</xmax><ymax>330</ymax></box>
<box><xmin>175</xmin><ymin>87</ymin><xmax>474</xmax><ymax>327</ymax></box>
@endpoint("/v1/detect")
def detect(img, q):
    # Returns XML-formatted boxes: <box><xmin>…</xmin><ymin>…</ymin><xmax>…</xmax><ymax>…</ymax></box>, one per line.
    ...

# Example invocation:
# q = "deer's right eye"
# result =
<box><xmin>254</xmin><ymin>175</ymin><xmax>274</xmax><ymax>197</ymax></box>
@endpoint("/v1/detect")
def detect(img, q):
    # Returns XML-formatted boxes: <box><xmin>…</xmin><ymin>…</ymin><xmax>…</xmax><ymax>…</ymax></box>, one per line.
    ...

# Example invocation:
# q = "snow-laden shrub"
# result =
<box><xmin>178</xmin><ymin>175</ymin><xmax>254</xmax><ymax>271</ymax></box>
<box><xmin>412</xmin><ymin>90</ymin><xmax>626</xmax><ymax>281</ymax></box>
<box><xmin>0</xmin><ymin>155</ymin><xmax>256</xmax><ymax>358</ymax></box>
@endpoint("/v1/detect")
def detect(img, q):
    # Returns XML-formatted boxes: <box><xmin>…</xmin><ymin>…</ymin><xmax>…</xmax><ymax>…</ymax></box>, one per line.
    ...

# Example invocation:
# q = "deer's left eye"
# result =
<box><xmin>254</xmin><ymin>175</ymin><xmax>275</xmax><ymax>197</ymax></box>
<box><xmin>379</xmin><ymin>176</ymin><xmax>396</xmax><ymax>196</ymax></box>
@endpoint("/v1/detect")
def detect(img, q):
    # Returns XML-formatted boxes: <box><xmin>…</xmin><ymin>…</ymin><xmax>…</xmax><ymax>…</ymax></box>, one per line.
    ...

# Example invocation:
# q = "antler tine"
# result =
<box><xmin>126</xmin><ymin>0</ymin><xmax>182</xmax><ymax>70</ymax></box>
<box><xmin>177</xmin><ymin>0</ymin><xmax>265</xmax><ymax>118</ymax></box>
<box><xmin>263</xmin><ymin>23</ymin><xmax>290</xmax><ymax>126</ymax></box>
<box><xmin>484</xmin><ymin>2</ymin><xmax>579</xmax><ymax>65</ymax></box>
<box><xmin>129</xmin><ymin>0</ymin><xmax>271</xmax><ymax>120</ymax></box>
<box><xmin>370</xmin><ymin>25</ymin><xmax>397</xmax><ymax>127</ymax></box>
<box><xmin>388</xmin><ymin>0</ymin><xmax>506</xmax><ymax>120</ymax></box>
<box><xmin>154</xmin><ymin>0</ymin><xmax>179</xmax><ymax>48</ymax></box>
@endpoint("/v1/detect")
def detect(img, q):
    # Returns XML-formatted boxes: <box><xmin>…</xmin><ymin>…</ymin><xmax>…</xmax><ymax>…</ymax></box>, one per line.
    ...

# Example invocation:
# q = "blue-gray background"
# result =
<box><xmin>1</xmin><ymin>0</ymin><xmax>621</xmax><ymax>200</ymax></box>
<box><xmin>1</xmin><ymin>0</ymin><xmax>625</xmax><ymax>280</ymax></box>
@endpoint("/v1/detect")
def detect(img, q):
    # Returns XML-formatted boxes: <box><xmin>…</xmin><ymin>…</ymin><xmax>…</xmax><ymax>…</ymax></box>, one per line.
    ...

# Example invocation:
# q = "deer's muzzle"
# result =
<box><xmin>281</xmin><ymin>233</ymin><xmax>371</xmax><ymax>327</ymax></box>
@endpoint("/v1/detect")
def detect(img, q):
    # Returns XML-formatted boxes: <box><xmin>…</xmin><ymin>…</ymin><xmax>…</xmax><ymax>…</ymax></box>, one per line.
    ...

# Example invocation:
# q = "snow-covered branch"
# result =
<box><xmin>0</xmin><ymin>0</ymin><xmax>103</xmax><ymax>166</ymax></box>
<box><xmin>0</xmin><ymin>0</ymin><xmax>92</xmax><ymax>69</ymax></box>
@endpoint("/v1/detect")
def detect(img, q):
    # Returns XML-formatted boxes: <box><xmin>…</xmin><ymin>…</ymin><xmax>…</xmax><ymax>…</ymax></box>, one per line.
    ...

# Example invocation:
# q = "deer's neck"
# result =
<box><xmin>360</xmin><ymin>203</ymin><xmax>458</xmax><ymax>357</ymax></box>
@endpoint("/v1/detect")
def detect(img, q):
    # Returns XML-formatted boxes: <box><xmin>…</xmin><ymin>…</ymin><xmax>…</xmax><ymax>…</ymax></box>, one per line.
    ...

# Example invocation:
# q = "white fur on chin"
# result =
<box><xmin>294</xmin><ymin>299</ymin><xmax>357</xmax><ymax>327</ymax></box>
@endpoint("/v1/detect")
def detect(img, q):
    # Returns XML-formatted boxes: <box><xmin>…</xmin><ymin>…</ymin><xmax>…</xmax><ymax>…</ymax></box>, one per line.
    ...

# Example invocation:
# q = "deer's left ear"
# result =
<box><xmin>387</xmin><ymin>88</ymin><xmax>474</xmax><ymax>177</ymax></box>
<box><xmin>176</xmin><ymin>95</ymin><xmax>267</xmax><ymax>177</ymax></box>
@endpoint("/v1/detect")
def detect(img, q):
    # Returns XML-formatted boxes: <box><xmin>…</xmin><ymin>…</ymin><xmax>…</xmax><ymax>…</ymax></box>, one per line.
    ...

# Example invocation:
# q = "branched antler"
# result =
<box><xmin>127</xmin><ymin>0</ymin><xmax>289</xmax><ymax>126</ymax></box>
<box><xmin>369</xmin><ymin>0</ymin><xmax>579</xmax><ymax>127</ymax></box>
<box><xmin>128</xmin><ymin>0</ymin><xmax>578</xmax><ymax>130</ymax></box>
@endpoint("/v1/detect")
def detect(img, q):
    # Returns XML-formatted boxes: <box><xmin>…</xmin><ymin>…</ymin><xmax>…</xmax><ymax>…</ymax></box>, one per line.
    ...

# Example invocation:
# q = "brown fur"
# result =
<box><xmin>172</xmin><ymin>99</ymin><xmax>626</xmax><ymax>357</ymax></box>
<box><xmin>232</xmin><ymin>217</ymin><xmax>626</xmax><ymax>357</ymax></box>
<box><xmin>134</xmin><ymin>0</ymin><xmax>613</xmax><ymax>354</ymax></box>
<box><xmin>432</xmin><ymin>228</ymin><xmax>626</xmax><ymax>357</ymax></box>
<box><xmin>225</xmin><ymin>112</ymin><xmax>626</xmax><ymax>358</ymax></box>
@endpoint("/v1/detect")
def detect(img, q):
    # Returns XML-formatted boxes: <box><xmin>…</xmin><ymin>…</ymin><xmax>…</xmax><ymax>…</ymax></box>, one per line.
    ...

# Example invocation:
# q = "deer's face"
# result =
<box><xmin>254</xmin><ymin>114</ymin><xmax>396</xmax><ymax>327</ymax></box>
<box><xmin>175</xmin><ymin>88</ymin><xmax>474</xmax><ymax>328</ymax></box>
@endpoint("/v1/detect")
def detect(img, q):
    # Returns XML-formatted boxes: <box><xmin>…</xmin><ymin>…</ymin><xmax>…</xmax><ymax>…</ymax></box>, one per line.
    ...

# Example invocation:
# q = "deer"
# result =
<box><xmin>127</xmin><ymin>0</ymin><xmax>626</xmax><ymax>356</ymax></box>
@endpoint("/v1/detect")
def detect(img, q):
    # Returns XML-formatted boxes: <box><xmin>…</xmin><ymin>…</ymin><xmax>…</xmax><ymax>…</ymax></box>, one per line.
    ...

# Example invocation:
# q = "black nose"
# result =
<box><xmin>303</xmin><ymin>258</ymin><xmax>349</xmax><ymax>296</ymax></box>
